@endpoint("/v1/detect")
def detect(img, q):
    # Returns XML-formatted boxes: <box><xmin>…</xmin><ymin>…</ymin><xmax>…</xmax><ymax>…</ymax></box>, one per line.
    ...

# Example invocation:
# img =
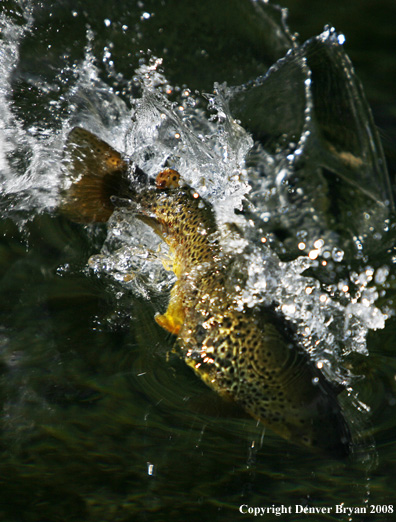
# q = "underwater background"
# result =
<box><xmin>1</xmin><ymin>0</ymin><xmax>396</xmax><ymax>521</ymax></box>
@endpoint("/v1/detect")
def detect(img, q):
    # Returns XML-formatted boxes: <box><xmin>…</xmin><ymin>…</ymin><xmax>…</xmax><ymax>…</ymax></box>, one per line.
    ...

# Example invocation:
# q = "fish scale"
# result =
<box><xmin>61</xmin><ymin>126</ymin><xmax>351</xmax><ymax>457</ymax></box>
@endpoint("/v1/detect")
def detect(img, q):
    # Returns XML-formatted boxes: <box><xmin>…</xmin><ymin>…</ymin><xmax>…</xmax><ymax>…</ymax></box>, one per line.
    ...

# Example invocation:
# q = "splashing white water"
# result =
<box><xmin>0</xmin><ymin>7</ymin><xmax>390</xmax><ymax>391</ymax></box>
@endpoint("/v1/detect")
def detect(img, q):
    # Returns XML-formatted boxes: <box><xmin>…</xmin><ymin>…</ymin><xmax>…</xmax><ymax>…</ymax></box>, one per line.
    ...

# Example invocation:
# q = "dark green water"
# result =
<box><xmin>1</xmin><ymin>1</ymin><xmax>396</xmax><ymax>521</ymax></box>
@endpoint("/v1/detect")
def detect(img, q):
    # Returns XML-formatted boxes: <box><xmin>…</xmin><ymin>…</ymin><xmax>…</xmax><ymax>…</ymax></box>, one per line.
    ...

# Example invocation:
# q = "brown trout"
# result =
<box><xmin>61</xmin><ymin>126</ymin><xmax>351</xmax><ymax>457</ymax></box>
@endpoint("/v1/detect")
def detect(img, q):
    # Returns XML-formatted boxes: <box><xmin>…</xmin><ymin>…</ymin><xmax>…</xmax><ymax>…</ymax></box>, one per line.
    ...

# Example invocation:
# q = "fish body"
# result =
<box><xmin>62</xmin><ymin>127</ymin><xmax>351</xmax><ymax>456</ymax></box>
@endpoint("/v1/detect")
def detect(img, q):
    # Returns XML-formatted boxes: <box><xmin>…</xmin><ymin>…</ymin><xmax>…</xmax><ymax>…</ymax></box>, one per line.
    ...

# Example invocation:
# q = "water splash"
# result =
<box><xmin>0</xmin><ymin>0</ymin><xmax>392</xmax><ymax>454</ymax></box>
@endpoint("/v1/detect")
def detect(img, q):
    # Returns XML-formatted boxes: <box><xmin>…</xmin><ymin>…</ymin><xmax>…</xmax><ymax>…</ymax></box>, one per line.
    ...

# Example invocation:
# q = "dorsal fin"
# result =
<box><xmin>60</xmin><ymin>127</ymin><xmax>130</xmax><ymax>223</ymax></box>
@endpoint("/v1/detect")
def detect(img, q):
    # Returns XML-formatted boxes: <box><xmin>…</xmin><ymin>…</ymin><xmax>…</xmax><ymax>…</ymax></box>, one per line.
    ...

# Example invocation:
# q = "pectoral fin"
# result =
<box><xmin>61</xmin><ymin>127</ymin><xmax>129</xmax><ymax>223</ymax></box>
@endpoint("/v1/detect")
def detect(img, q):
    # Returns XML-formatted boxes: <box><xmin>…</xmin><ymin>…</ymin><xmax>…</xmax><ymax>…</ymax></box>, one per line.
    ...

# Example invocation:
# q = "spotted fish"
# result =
<box><xmin>61</xmin><ymin>127</ymin><xmax>351</xmax><ymax>457</ymax></box>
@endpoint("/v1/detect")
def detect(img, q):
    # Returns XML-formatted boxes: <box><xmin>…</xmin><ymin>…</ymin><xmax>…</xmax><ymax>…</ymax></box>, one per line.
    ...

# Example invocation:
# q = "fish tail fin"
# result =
<box><xmin>60</xmin><ymin>127</ymin><xmax>131</xmax><ymax>223</ymax></box>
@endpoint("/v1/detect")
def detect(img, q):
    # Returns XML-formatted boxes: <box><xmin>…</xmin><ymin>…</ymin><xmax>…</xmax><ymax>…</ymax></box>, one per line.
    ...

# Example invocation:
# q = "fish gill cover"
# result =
<box><xmin>0</xmin><ymin>0</ymin><xmax>395</xmax><ymax>478</ymax></box>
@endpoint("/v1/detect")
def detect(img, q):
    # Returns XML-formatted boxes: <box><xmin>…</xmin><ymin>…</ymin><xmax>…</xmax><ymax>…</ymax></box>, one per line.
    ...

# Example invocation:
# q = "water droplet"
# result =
<box><xmin>374</xmin><ymin>266</ymin><xmax>389</xmax><ymax>285</ymax></box>
<box><xmin>308</xmin><ymin>249</ymin><xmax>319</xmax><ymax>260</ymax></box>
<box><xmin>281</xmin><ymin>303</ymin><xmax>296</xmax><ymax>315</ymax></box>
<box><xmin>331</xmin><ymin>247</ymin><xmax>344</xmax><ymax>262</ymax></box>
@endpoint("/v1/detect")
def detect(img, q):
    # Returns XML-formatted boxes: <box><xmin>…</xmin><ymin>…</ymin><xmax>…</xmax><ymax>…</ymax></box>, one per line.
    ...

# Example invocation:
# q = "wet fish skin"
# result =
<box><xmin>61</xmin><ymin>127</ymin><xmax>351</xmax><ymax>457</ymax></box>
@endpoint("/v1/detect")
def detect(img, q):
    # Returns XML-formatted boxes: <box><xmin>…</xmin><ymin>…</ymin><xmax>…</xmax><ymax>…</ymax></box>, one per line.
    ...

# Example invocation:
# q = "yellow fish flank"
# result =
<box><xmin>62</xmin><ymin>127</ymin><xmax>351</xmax><ymax>457</ymax></box>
